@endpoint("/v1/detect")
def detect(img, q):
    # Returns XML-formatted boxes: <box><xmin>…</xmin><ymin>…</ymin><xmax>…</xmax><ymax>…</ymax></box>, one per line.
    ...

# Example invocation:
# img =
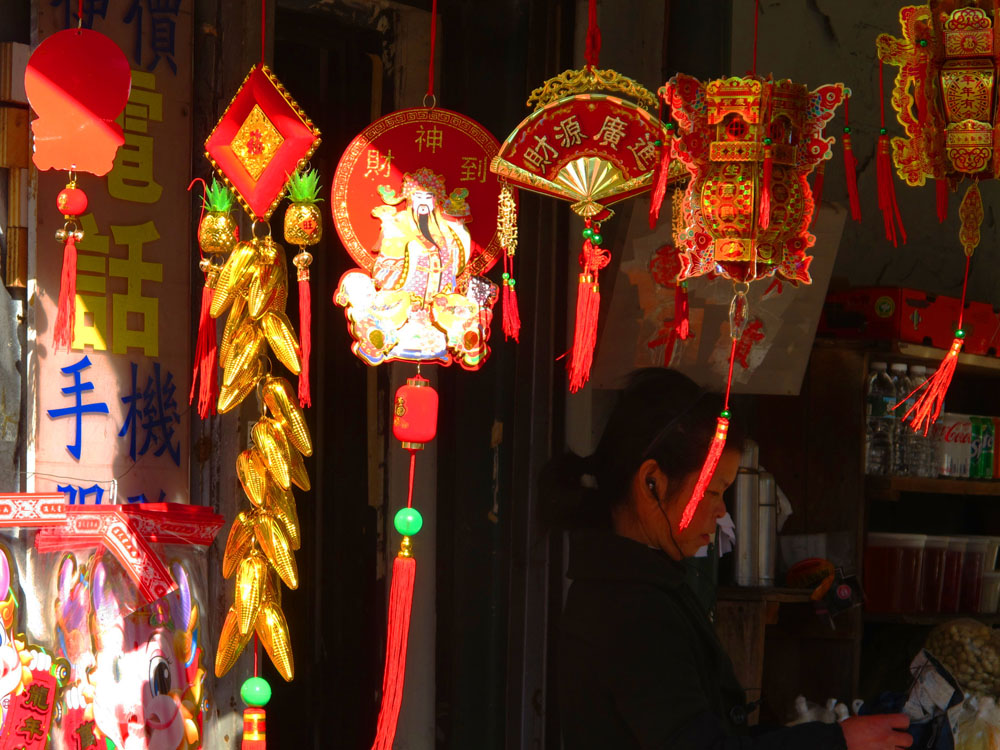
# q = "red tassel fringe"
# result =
<box><xmin>189</xmin><ymin>279</ymin><xmax>219</xmax><ymax>419</ymax></box>
<box><xmin>811</xmin><ymin>162</ymin><xmax>826</xmax><ymax>224</ymax></box>
<box><xmin>298</xmin><ymin>276</ymin><xmax>312</xmax><ymax>408</ymax></box>
<box><xmin>370</xmin><ymin>553</ymin><xmax>417</xmax><ymax>750</ymax></box>
<box><xmin>242</xmin><ymin>707</ymin><xmax>266</xmax><ymax>749</ymax></box>
<box><xmin>502</xmin><ymin>253</ymin><xmax>520</xmax><ymax>342</ymax></box>
<box><xmin>568</xmin><ymin>228</ymin><xmax>610</xmax><ymax>393</ymax></box>
<box><xmin>876</xmin><ymin>135</ymin><xmax>907</xmax><ymax>246</ymax></box>
<box><xmin>936</xmin><ymin>179</ymin><xmax>948</xmax><ymax>224</ymax></box>
<box><xmin>649</xmin><ymin>128</ymin><xmax>673</xmax><ymax>230</ymax></box>
<box><xmin>675</xmin><ymin>283</ymin><xmax>690</xmax><ymax>341</ymax></box>
<box><xmin>899</xmin><ymin>337</ymin><xmax>962</xmax><ymax>436</ymax></box>
<box><xmin>843</xmin><ymin>134</ymin><xmax>862</xmax><ymax>222</ymax></box>
<box><xmin>758</xmin><ymin>144</ymin><xmax>773</xmax><ymax>229</ymax></box>
<box><xmin>679</xmin><ymin>417</ymin><xmax>730</xmax><ymax>530</ymax></box>
<box><xmin>52</xmin><ymin>234</ymin><xmax>78</xmax><ymax>351</ymax></box>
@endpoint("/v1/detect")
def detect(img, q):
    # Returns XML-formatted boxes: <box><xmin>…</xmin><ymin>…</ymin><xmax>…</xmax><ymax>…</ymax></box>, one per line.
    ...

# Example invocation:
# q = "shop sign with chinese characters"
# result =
<box><xmin>29</xmin><ymin>2</ymin><xmax>193</xmax><ymax>504</ymax></box>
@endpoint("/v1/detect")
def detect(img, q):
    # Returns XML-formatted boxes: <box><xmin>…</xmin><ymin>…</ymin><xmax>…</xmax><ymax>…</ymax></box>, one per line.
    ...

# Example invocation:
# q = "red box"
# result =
<box><xmin>818</xmin><ymin>287</ymin><xmax>1000</xmax><ymax>356</ymax></box>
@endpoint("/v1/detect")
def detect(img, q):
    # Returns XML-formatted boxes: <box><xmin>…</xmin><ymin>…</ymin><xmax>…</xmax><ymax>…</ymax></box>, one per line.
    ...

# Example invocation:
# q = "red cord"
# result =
<box><xmin>958</xmin><ymin>253</ymin><xmax>971</xmax><ymax>331</ymax></box>
<box><xmin>427</xmin><ymin>0</ymin><xmax>438</xmax><ymax>98</ymax></box>
<box><xmin>261</xmin><ymin>0</ymin><xmax>266</xmax><ymax>64</ymax></box>
<box><xmin>584</xmin><ymin>0</ymin><xmax>601</xmax><ymax>70</ymax></box>
<box><xmin>879</xmin><ymin>60</ymin><xmax>886</xmax><ymax>127</ymax></box>
<box><xmin>254</xmin><ymin>633</ymin><xmax>259</xmax><ymax>678</ymax></box>
<box><xmin>752</xmin><ymin>0</ymin><xmax>759</xmax><ymax>76</ymax></box>
<box><xmin>406</xmin><ymin>451</ymin><xmax>416</xmax><ymax>509</ymax></box>
<box><xmin>724</xmin><ymin>338</ymin><xmax>737</xmax><ymax>410</ymax></box>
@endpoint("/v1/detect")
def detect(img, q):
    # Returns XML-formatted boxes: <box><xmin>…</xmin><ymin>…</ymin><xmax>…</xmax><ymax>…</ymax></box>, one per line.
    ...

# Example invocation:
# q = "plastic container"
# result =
<box><xmin>920</xmin><ymin>536</ymin><xmax>949</xmax><ymax>613</ymax></box>
<box><xmin>981</xmin><ymin>572</ymin><xmax>1000</xmax><ymax>614</ymax></box>
<box><xmin>941</xmin><ymin>537</ymin><xmax>967</xmax><ymax>613</ymax></box>
<box><xmin>896</xmin><ymin>533</ymin><xmax>927</xmax><ymax>613</ymax></box>
<box><xmin>864</xmin><ymin>533</ymin><xmax>899</xmax><ymax>613</ymax></box>
<box><xmin>983</xmin><ymin>537</ymin><xmax>1000</xmax><ymax>572</ymax></box>
<box><xmin>961</xmin><ymin>537</ymin><xmax>989</xmax><ymax>613</ymax></box>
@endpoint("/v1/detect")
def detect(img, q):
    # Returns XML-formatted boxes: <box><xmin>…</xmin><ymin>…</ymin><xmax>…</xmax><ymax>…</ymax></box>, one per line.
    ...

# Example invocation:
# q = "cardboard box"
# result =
<box><xmin>819</xmin><ymin>287</ymin><xmax>1000</xmax><ymax>357</ymax></box>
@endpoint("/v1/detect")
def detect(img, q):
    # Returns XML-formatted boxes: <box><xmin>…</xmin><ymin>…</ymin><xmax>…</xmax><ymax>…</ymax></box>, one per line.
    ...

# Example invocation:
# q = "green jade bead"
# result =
<box><xmin>395</xmin><ymin>507</ymin><xmax>423</xmax><ymax>536</ymax></box>
<box><xmin>592</xmin><ymin>234</ymin><xmax>603</xmax><ymax>245</ymax></box>
<box><xmin>956</xmin><ymin>329</ymin><xmax>966</xmax><ymax>340</ymax></box>
<box><xmin>721</xmin><ymin>409</ymin><xmax>732</xmax><ymax>419</ymax></box>
<box><xmin>241</xmin><ymin>677</ymin><xmax>272</xmax><ymax>708</ymax></box>
<box><xmin>582</xmin><ymin>227</ymin><xmax>594</xmax><ymax>240</ymax></box>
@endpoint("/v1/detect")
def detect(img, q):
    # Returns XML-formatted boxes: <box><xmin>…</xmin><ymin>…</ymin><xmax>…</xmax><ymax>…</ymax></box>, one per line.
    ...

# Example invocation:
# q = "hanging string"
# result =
<box><xmin>254</xmin><ymin>633</ymin><xmax>260</xmax><ymax>677</ymax></box>
<box><xmin>260</xmin><ymin>0</ymin><xmax>266</xmax><ymax>64</ymax></box>
<box><xmin>406</xmin><ymin>451</ymin><xmax>416</xmax><ymax>509</ymax></box>
<box><xmin>77</xmin><ymin>0</ymin><xmax>83</xmax><ymax>29</ymax></box>
<box><xmin>585</xmin><ymin>0</ymin><xmax>601</xmax><ymax>70</ymax></box>
<box><xmin>427</xmin><ymin>0</ymin><xmax>438</xmax><ymax>100</ymax></box>
<box><xmin>752</xmin><ymin>0</ymin><xmax>760</xmax><ymax>77</ymax></box>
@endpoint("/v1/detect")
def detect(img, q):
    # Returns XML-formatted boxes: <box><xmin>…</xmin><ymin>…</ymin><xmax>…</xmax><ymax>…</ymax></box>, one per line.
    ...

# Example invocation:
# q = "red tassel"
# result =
<box><xmin>810</xmin><ymin>161</ymin><xmax>826</xmax><ymax>224</ymax></box>
<box><xmin>876</xmin><ymin>134</ymin><xmax>907</xmax><ymax>246</ymax></box>
<box><xmin>502</xmin><ymin>252</ymin><xmax>521</xmax><ymax>342</ymax></box>
<box><xmin>568</xmin><ymin>224</ymin><xmax>610</xmax><ymax>393</ymax></box>
<box><xmin>936</xmin><ymin>179</ymin><xmax>948</xmax><ymax>224</ymax></box>
<box><xmin>298</xmin><ymin>274</ymin><xmax>312</xmax><ymax>408</ymax></box>
<box><xmin>52</xmin><ymin>233</ymin><xmax>78</xmax><ymax>351</ymax></box>
<box><xmin>649</xmin><ymin>125</ymin><xmax>673</xmax><ymax>229</ymax></box>
<box><xmin>679</xmin><ymin>416</ymin><xmax>730</xmax><ymax>530</ymax></box>
<box><xmin>899</xmin><ymin>337</ymin><xmax>962</xmax><ymax>436</ymax></box>
<box><xmin>676</xmin><ymin>282</ymin><xmax>690</xmax><ymax>341</ymax></box>
<box><xmin>242</xmin><ymin>707</ymin><xmax>266</xmax><ymax>749</ymax></box>
<box><xmin>189</xmin><ymin>274</ymin><xmax>219</xmax><ymax>419</ymax></box>
<box><xmin>370</xmin><ymin>549</ymin><xmax>417</xmax><ymax>750</ymax></box>
<box><xmin>758</xmin><ymin>143</ymin><xmax>773</xmax><ymax>229</ymax></box>
<box><xmin>843</xmin><ymin>133</ymin><xmax>862</xmax><ymax>222</ymax></box>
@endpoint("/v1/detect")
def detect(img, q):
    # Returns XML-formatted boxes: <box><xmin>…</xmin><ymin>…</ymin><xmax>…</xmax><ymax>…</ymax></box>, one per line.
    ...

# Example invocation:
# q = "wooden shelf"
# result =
<box><xmin>718</xmin><ymin>586</ymin><xmax>814</xmax><ymax>603</ymax></box>
<box><xmin>815</xmin><ymin>338</ymin><xmax>1000</xmax><ymax>376</ymax></box>
<box><xmin>866</xmin><ymin>476</ymin><xmax>1000</xmax><ymax>501</ymax></box>
<box><xmin>864</xmin><ymin>611</ymin><xmax>1000</xmax><ymax>625</ymax></box>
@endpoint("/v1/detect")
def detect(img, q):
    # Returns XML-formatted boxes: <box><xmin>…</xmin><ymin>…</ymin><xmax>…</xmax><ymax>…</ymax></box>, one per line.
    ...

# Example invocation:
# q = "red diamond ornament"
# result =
<box><xmin>205</xmin><ymin>64</ymin><xmax>321</xmax><ymax>221</ymax></box>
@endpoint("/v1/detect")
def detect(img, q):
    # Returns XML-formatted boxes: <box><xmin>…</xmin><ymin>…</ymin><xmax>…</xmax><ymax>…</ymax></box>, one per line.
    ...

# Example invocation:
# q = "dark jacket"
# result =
<box><xmin>558</xmin><ymin>530</ymin><xmax>848</xmax><ymax>749</ymax></box>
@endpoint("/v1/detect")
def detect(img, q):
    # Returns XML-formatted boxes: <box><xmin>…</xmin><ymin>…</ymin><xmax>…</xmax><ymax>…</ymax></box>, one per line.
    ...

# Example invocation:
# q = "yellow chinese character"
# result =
<box><xmin>523</xmin><ymin>135</ymin><xmax>559</xmax><ymax>173</ymax></box>
<box><xmin>73</xmin><ymin>213</ymin><xmax>110</xmax><ymax>351</ymax></box>
<box><xmin>555</xmin><ymin>116</ymin><xmax>585</xmax><ymax>148</ymax></box>
<box><xmin>108</xmin><ymin>71</ymin><xmax>163</xmax><ymax>204</ymax></box>
<box><xmin>459</xmin><ymin>156</ymin><xmax>486</xmax><ymax>183</ymax></box>
<box><xmin>415</xmin><ymin>125</ymin><xmax>444</xmax><ymax>154</ymax></box>
<box><xmin>109</xmin><ymin>221</ymin><xmax>163</xmax><ymax>356</ymax></box>
<box><xmin>594</xmin><ymin>115</ymin><xmax>628</xmax><ymax>150</ymax></box>
<box><xmin>628</xmin><ymin>134</ymin><xmax>658</xmax><ymax>171</ymax></box>
<box><xmin>364</xmin><ymin>148</ymin><xmax>393</xmax><ymax>179</ymax></box>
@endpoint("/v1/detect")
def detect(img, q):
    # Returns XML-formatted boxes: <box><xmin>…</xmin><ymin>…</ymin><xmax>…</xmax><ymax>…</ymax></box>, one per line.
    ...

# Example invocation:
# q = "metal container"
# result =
<box><xmin>733</xmin><ymin>469</ymin><xmax>759</xmax><ymax>586</ymax></box>
<box><xmin>757</xmin><ymin>471</ymin><xmax>777</xmax><ymax>586</ymax></box>
<box><xmin>740</xmin><ymin>439</ymin><xmax>760</xmax><ymax>471</ymax></box>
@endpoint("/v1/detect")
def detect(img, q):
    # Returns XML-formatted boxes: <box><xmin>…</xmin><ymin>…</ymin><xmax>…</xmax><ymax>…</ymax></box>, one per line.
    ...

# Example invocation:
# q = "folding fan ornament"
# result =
<box><xmin>23</xmin><ymin>26</ymin><xmax>131</xmax><ymax>351</ymax></box>
<box><xmin>203</xmin><ymin>51</ymin><xmax>320</xmax><ymax>711</ymax></box>
<box><xmin>490</xmin><ymin>4</ymin><xmax>671</xmax><ymax>392</ymax></box>
<box><xmin>877</xmin><ymin>2</ymin><xmax>998</xmax><ymax>434</ymax></box>
<box><xmin>330</xmin><ymin>2</ymin><xmax>507</xmax><ymax>746</ymax></box>
<box><xmin>656</xmin><ymin>66</ymin><xmax>847</xmax><ymax>529</ymax></box>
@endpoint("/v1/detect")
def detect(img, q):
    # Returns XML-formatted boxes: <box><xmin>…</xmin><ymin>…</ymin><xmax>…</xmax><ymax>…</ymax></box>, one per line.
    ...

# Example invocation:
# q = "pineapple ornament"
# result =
<box><xmin>189</xmin><ymin>178</ymin><xmax>240</xmax><ymax>419</ymax></box>
<box><xmin>283</xmin><ymin>166</ymin><xmax>323</xmax><ymax>408</ymax></box>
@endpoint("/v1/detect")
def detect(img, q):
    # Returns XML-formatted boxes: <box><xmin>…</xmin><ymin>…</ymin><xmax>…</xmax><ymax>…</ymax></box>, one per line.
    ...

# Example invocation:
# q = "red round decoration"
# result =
<box><xmin>56</xmin><ymin>186</ymin><xmax>88</xmax><ymax>217</ymax></box>
<box><xmin>392</xmin><ymin>376</ymin><xmax>439</xmax><ymax>447</ymax></box>
<box><xmin>332</xmin><ymin>107</ymin><xmax>505</xmax><ymax>369</ymax></box>
<box><xmin>24</xmin><ymin>29</ymin><xmax>131</xmax><ymax>176</ymax></box>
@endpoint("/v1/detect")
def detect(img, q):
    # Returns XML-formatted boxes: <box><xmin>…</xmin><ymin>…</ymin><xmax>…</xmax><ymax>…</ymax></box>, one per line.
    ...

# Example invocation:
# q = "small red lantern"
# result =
<box><xmin>393</xmin><ymin>376</ymin><xmax>439</xmax><ymax>450</ymax></box>
<box><xmin>56</xmin><ymin>186</ymin><xmax>87</xmax><ymax>217</ymax></box>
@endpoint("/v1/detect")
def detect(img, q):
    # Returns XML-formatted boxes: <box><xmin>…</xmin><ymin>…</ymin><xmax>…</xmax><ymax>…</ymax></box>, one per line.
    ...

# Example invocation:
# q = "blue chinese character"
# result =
<box><xmin>57</xmin><ymin>484</ymin><xmax>104</xmax><ymax>505</ymax></box>
<box><xmin>119</xmin><ymin>362</ymin><xmax>142</xmax><ymax>461</ymax></box>
<box><xmin>50</xmin><ymin>0</ymin><xmax>108</xmax><ymax>30</ymax></box>
<box><xmin>124</xmin><ymin>0</ymin><xmax>181</xmax><ymax>73</ymax></box>
<box><xmin>119</xmin><ymin>362</ymin><xmax>180</xmax><ymax>466</ymax></box>
<box><xmin>47</xmin><ymin>356</ymin><xmax>110</xmax><ymax>461</ymax></box>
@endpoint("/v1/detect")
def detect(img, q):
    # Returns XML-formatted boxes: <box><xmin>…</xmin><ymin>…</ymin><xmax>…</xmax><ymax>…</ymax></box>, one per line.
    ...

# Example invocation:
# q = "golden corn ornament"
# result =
<box><xmin>256</xmin><ymin>597</ymin><xmax>294</xmax><ymax>682</ymax></box>
<box><xmin>262</xmin><ymin>376</ymin><xmax>313</xmax><ymax>456</ymax></box>
<box><xmin>223</xmin><ymin>511</ymin><xmax>255</xmax><ymax>579</ymax></box>
<box><xmin>253</xmin><ymin>511</ymin><xmax>299</xmax><ymax>590</ymax></box>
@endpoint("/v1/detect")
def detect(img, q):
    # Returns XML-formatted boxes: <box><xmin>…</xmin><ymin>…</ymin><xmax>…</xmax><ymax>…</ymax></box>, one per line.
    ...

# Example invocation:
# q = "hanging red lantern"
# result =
<box><xmin>393</xmin><ymin>376</ymin><xmax>439</xmax><ymax>449</ymax></box>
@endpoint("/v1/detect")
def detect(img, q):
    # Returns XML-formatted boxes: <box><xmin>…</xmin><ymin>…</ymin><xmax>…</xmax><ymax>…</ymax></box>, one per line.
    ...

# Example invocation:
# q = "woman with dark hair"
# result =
<box><xmin>545</xmin><ymin>368</ymin><xmax>911</xmax><ymax>750</ymax></box>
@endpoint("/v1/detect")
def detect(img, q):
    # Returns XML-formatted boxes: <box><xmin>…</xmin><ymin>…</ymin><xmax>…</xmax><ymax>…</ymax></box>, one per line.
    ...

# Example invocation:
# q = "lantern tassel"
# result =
<box><xmin>810</xmin><ymin>162</ymin><xmax>826</xmax><ymax>225</ymax></box>
<box><xmin>52</xmin><ymin>233</ymin><xmax>78</xmax><ymax>351</ymax></box>
<box><xmin>679</xmin><ymin>339</ymin><xmax>736</xmax><ymax>531</ymax></box>
<box><xmin>370</xmin><ymin>544</ymin><xmax>416</xmax><ymax>750</ymax></box>
<box><xmin>189</xmin><ymin>271</ymin><xmax>219</xmax><ymax>419</ymax></box>
<box><xmin>842</xmin><ymin>95</ymin><xmax>861</xmax><ymax>222</ymax></box>
<box><xmin>675</xmin><ymin>281</ymin><xmax>690</xmax><ymax>341</ymax></box>
<box><xmin>936</xmin><ymin>179</ymin><xmax>948</xmax><ymax>224</ymax></box>
<box><xmin>649</xmin><ymin>124</ymin><xmax>673</xmax><ymax>229</ymax></box>
<box><xmin>877</xmin><ymin>61</ymin><xmax>907</xmax><ymax>246</ymax></box>
<box><xmin>497</xmin><ymin>182</ymin><xmax>520</xmax><ymax>342</ymax></box>
<box><xmin>758</xmin><ymin>142</ymin><xmax>773</xmax><ymax>229</ymax></box>
<box><xmin>568</xmin><ymin>223</ymin><xmax>610</xmax><ymax>393</ymax></box>
<box><xmin>242</xmin><ymin>707</ymin><xmax>266</xmax><ymax>750</ymax></box>
<box><xmin>297</xmin><ymin>265</ymin><xmax>312</xmax><ymax>408</ymax></box>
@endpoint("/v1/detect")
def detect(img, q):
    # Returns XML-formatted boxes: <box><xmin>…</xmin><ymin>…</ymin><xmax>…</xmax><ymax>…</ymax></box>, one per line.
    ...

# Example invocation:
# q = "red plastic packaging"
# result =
<box><xmin>920</xmin><ymin>536</ymin><xmax>948</xmax><ymax>613</ymax></box>
<box><xmin>941</xmin><ymin>537</ymin><xmax>967</xmax><ymax>613</ymax></box>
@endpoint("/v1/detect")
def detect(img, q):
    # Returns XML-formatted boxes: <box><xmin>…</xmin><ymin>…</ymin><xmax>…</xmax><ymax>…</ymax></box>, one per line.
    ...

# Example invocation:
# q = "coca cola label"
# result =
<box><xmin>933</xmin><ymin>414</ymin><xmax>972</xmax><ymax>478</ymax></box>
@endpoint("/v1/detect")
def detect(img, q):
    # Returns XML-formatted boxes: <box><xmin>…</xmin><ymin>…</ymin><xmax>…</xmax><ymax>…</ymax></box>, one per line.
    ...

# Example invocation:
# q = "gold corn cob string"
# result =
<box><xmin>213</xmin><ymin>223</ymin><xmax>312</xmax><ymax>683</ymax></box>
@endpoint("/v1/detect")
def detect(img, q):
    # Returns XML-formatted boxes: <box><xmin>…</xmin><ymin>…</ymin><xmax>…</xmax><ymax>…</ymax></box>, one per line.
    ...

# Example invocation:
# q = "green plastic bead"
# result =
<box><xmin>843</xmin><ymin>126</ymin><xmax>851</xmax><ymax>134</ymax></box>
<box><xmin>721</xmin><ymin>409</ymin><xmax>732</xmax><ymax>419</ymax></box>
<box><xmin>918</xmin><ymin>39</ymin><xmax>928</xmax><ymax>47</ymax></box>
<box><xmin>592</xmin><ymin>234</ymin><xmax>603</xmax><ymax>245</ymax></box>
<box><xmin>879</xmin><ymin>127</ymin><xmax>887</xmax><ymax>135</ymax></box>
<box><xmin>763</xmin><ymin>137</ymin><xmax>773</xmax><ymax>145</ymax></box>
<box><xmin>502</xmin><ymin>272</ymin><xmax>510</xmax><ymax>280</ymax></box>
<box><xmin>654</xmin><ymin>139</ymin><xmax>662</xmax><ymax>147</ymax></box>
<box><xmin>395</xmin><ymin>507</ymin><xmax>423</xmax><ymax>536</ymax></box>
<box><xmin>241</xmin><ymin>677</ymin><xmax>272</xmax><ymax>708</ymax></box>
<box><xmin>509</xmin><ymin>278</ymin><xmax>516</xmax><ymax>287</ymax></box>
<box><xmin>665</xmin><ymin>123</ymin><xmax>676</xmax><ymax>131</ymax></box>
<box><xmin>956</xmin><ymin>329</ymin><xmax>966</xmax><ymax>340</ymax></box>
<box><xmin>582</xmin><ymin>227</ymin><xmax>595</xmax><ymax>240</ymax></box>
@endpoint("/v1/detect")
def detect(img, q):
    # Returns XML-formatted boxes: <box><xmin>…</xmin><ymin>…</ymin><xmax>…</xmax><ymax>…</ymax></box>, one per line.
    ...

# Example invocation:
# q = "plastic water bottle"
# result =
<box><xmin>890</xmin><ymin>364</ymin><xmax>910</xmax><ymax>475</ymax></box>
<box><xmin>865</xmin><ymin>362</ymin><xmax>896</xmax><ymax>476</ymax></box>
<box><xmin>905</xmin><ymin>365</ymin><xmax>935</xmax><ymax>477</ymax></box>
